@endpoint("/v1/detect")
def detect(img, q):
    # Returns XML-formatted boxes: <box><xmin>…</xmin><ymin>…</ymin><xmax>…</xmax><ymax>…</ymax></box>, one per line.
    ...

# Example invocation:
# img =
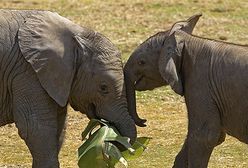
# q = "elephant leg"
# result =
<box><xmin>12</xmin><ymin>67</ymin><xmax>60</xmax><ymax>168</ymax></box>
<box><xmin>57</xmin><ymin>107</ymin><xmax>67</xmax><ymax>151</ymax></box>
<box><xmin>186</xmin><ymin>109</ymin><xmax>224</xmax><ymax>168</ymax></box>
<box><xmin>173</xmin><ymin>128</ymin><xmax>226</xmax><ymax>168</ymax></box>
<box><xmin>173</xmin><ymin>138</ymin><xmax>188</xmax><ymax>168</ymax></box>
<box><xmin>187</xmin><ymin>128</ymin><xmax>219</xmax><ymax>168</ymax></box>
<box><xmin>173</xmin><ymin>123</ymin><xmax>222</xmax><ymax>168</ymax></box>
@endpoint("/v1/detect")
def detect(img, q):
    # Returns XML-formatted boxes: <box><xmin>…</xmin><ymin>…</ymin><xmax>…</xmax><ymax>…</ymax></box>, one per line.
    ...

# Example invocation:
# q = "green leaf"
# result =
<box><xmin>105</xmin><ymin>136</ymin><xmax>134</xmax><ymax>153</ymax></box>
<box><xmin>78</xmin><ymin>147</ymin><xmax>108</xmax><ymax>168</ymax></box>
<box><xmin>81</xmin><ymin>119</ymin><xmax>101</xmax><ymax>140</ymax></box>
<box><xmin>78</xmin><ymin>119</ymin><xmax>150</xmax><ymax>168</ymax></box>
<box><xmin>81</xmin><ymin>119</ymin><xmax>110</xmax><ymax>140</ymax></box>
<box><xmin>104</xmin><ymin>142</ymin><xmax>128</xmax><ymax>168</ymax></box>
<box><xmin>78</xmin><ymin>126</ymin><xmax>108</xmax><ymax>159</ymax></box>
<box><xmin>122</xmin><ymin>137</ymin><xmax>151</xmax><ymax>160</ymax></box>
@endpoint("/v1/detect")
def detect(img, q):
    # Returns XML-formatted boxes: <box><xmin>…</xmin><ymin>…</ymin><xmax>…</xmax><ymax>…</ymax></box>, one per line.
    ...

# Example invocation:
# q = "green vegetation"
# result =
<box><xmin>78</xmin><ymin>119</ymin><xmax>150</xmax><ymax>168</ymax></box>
<box><xmin>0</xmin><ymin>0</ymin><xmax>248</xmax><ymax>167</ymax></box>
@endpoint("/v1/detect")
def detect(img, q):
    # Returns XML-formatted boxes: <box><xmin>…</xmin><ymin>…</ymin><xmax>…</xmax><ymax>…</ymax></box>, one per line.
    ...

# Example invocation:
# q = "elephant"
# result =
<box><xmin>124</xmin><ymin>14</ymin><xmax>248</xmax><ymax>167</ymax></box>
<box><xmin>0</xmin><ymin>9</ymin><xmax>137</xmax><ymax>167</ymax></box>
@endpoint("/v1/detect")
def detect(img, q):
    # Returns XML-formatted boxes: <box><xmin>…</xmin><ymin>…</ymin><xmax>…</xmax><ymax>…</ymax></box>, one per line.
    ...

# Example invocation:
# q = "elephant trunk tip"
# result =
<box><xmin>134</xmin><ymin>118</ymin><xmax>147</xmax><ymax>127</ymax></box>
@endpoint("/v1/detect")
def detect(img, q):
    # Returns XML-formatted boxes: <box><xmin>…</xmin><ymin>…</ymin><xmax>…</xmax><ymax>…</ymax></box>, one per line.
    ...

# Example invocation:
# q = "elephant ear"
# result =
<box><xmin>169</xmin><ymin>13</ymin><xmax>202</xmax><ymax>36</ymax></box>
<box><xmin>158</xmin><ymin>14</ymin><xmax>202</xmax><ymax>96</ymax></box>
<box><xmin>18</xmin><ymin>11</ymin><xmax>80</xmax><ymax>107</ymax></box>
<box><xmin>158</xmin><ymin>33</ymin><xmax>184</xmax><ymax>96</ymax></box>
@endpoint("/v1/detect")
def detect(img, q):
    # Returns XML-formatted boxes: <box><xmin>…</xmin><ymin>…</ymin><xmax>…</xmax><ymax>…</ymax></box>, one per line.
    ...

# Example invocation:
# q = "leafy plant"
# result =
<box><xmin>78</xmin><ymin>119</ymin><xmax>150</xmax><ymax>168</ymax></box>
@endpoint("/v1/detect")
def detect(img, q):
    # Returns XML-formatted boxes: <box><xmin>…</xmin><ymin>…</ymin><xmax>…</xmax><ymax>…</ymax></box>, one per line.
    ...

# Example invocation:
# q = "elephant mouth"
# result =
<box><xmin>135</xmin><ymin>75</ymin><xmax>164</xmax><ymax>91</ymax></box>
<box><xmin>134</xmin><ymin>75</ymin><xmax>144</xmax><ymax>89</ymax></box>
<box><xmin>86</xmin><ymin>103</ymin><xmax>98</xmax><ymax>119</ymax></box>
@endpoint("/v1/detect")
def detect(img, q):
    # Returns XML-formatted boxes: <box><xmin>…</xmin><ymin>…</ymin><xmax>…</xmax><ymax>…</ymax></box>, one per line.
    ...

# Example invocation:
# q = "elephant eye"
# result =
<box><xmin>99</xmin><ymin>84</ymin><xmax>109</xmax><ymax>95</ymax></box>
<box><xmin>138</xmin><ymin>60</ymin><xmax>145</xmax><ymax>65</ymax></box>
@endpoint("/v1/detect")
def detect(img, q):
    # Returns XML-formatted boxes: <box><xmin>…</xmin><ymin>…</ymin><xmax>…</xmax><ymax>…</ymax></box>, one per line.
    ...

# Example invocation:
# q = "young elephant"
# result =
<box><xmin>0</xmin><ymin>10</ymin><xmax>136</xmax><ymax>167</ymax></box>
<box><xmin>124</xmin><ymin>14</ymin><xmax>248</xmax><ymax>167</ymax></box>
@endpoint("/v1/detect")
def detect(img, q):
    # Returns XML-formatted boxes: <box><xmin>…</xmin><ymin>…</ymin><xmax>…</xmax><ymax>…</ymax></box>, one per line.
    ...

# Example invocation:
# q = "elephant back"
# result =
<box><xmin>0</xmin><ymin>10</ymin><xmax>40</xmax><ymax>56</ymax></box>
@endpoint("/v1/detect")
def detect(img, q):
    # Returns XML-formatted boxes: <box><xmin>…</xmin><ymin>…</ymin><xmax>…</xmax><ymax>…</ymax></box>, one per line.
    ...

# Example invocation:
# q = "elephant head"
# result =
<box><xmin>18</xmin><ymin>11</ymin><xmax>136</xmax><ymax>142</ymax></box>
<box><xmin>124</xmin><ymin>14</ymin><xmax>201</xmax><ymax>126</ymax></box>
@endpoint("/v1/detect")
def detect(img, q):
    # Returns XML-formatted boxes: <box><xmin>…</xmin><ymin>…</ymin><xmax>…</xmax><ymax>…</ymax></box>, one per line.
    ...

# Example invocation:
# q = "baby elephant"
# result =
<box><xmin>0</xmin><ymin>10</ymin><xmax>137</xmax><ymax>167</ymax></box>
<box><xmin>124</xmin><ymin>14</ymin><xmax>248</xmax><ymax>167</ymax></box>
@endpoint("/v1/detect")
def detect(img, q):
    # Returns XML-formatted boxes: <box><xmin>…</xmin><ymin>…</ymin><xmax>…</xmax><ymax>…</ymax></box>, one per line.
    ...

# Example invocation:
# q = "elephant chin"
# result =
<box><xmin>135</xmin><ymin>77</ymin><xmax>165</xmax><ymax>91</ymax></box>
<box><xmin>85</xmin><ymin>104</ymin><xmax>98</xmax><ymax>120</ymax></box>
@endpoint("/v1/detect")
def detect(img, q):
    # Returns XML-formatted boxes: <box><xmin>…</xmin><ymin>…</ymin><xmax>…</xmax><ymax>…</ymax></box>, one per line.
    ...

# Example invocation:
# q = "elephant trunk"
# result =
<box><xmin>124</xmin><ymin>67</ymin><xmax>147</xmax><ymax>127</ymax></box>
<box><xmin>98</xmin><ymin>99</ymin><xmax>137</xmax><ymax>143</ymax></box>
<box><xmin>113</xmin><ymin>108</ymin><xmax>137</xmax><ymax>144</ymax></box>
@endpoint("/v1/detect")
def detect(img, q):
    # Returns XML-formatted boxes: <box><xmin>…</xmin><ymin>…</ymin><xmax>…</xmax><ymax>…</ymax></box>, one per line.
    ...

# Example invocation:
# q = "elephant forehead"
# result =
<box><xmin>92</xmin><ymin>55</ymin><xmax>123</xmax><ymax>70</ymax></box>
<box><xmin>102</xmin><ymin>70</ymin><xmax>123</xmax><ymax>81</ymax></box>
<box><xmin>94</xmin><ymin>70</ymin><xmax>124</xmax><ymax>87</ymax></box>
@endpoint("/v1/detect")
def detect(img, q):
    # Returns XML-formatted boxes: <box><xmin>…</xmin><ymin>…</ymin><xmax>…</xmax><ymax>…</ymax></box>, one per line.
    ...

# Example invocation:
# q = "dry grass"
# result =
<box><xmin>0</xmin><ymin>0</ymin><xmax>248</xmax><ymax>167</ymax></box>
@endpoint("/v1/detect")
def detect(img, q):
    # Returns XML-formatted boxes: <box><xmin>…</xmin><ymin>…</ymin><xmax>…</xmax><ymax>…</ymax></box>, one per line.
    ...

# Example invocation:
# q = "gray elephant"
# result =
<box><xmin>124</xmin><ymin>14</ymin><xmax>248</xmax><ymax>167</ymax></box>
<box><xmin>0</xmin><ymin>9</ymin><xmax>137</xmax><ymax>167</ymax></box>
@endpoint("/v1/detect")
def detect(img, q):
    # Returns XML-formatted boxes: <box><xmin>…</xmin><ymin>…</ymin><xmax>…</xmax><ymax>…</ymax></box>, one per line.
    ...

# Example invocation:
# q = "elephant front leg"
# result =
<box><xmin>173</xmin><ymin>132</ymin><xmax>226</xmax><ymax>168</ymax></box>
<box><xmin>187</xmin><ymin>126</ymin><xmax>226</xmax><ymax>168</ymax></box>
<box><xmin>173</xmin><ymin>139</ymin><xmax>188</xmax><ymax>168</ymax></box>
<box><xmin>174</xmin><ymin>83</ymin><xmax>228</xmax><ymax>168</ymax></box>
<box><xmin>27</xmin><ymin>121</ymin><xmax>59</xmax><ymax>168</ymax></box>
<box><xmin>186</xmin><ymin>114</ymin><xmax>224</xmax><ymax>167</ymax></box>
<box><xmin>13</xmin><ymin>98</ymin><xmax>60</xmax><ymax>167</ymax></box>
<box><xmin>57</xmin><ymin>107</ymin><xmax>67</xmax><ymax>152</ymax></box>
<box><xmin>173</xmin><ymin>123</ymin><xmax>224</xmax><ymax>168</ymax></box>
<box><xmin>12</xmin><ymin>69</ymin><xmax>61</xmax><ymax>168</ymax></box>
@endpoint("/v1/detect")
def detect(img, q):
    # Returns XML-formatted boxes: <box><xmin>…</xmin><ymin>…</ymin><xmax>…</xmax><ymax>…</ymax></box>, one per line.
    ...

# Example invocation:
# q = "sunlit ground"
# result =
<box><xmin>0</xmin><ymin>0</ymin><xmax>248</xmax><ymax>167</ymax></box>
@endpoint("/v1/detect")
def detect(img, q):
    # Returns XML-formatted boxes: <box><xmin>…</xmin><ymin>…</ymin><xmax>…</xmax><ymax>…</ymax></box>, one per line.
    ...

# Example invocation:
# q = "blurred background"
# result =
<box><xmin>0</xmin><ymin>0</ymin><xmax>248</xmax><ymax>167</ymax></box>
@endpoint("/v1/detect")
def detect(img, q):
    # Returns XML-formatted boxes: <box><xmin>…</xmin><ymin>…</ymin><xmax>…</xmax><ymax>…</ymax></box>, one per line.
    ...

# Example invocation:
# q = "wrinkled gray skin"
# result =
<box><xmin>124</xmin><ymin>14</ymin><xmax>248</xmax><ymax>167</ymax></box>
<box><xmin>0</xmin><ymin>10</ymin><xmax>136</xmax><ymax>168</ymax></box>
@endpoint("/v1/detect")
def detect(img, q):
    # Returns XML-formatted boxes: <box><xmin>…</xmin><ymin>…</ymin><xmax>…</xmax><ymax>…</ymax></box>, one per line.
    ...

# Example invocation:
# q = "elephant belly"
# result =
<box><xmin>219</xmin><ymin>68</ymin><xmax>248</xmax><ymax>143</ymax></box>
<box><xmin>224</xmin><ymin>102</ymin><xmax>248</xmax><ymax>144</ymax></box>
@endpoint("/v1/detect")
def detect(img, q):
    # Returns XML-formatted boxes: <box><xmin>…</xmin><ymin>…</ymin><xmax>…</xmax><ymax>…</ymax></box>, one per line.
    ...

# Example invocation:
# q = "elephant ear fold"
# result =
<box><xmin>18</xmin><ymin>11</ymin><xmax>79</xmax><ymax>107</ymax></box>
<box><xmin>158</xmin><ymin>34</ymin><xmax>184</xmax><ymax>96</ymax></box>
<box><xmin>169</xmin><ymin>13</ymin><xmax>202</xmax><ymax>36</ymax></box>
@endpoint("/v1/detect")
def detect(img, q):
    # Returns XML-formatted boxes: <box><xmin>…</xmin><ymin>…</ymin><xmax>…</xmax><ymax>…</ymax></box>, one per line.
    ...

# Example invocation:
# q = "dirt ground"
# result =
<box><xmin>0</xmin><ymin>0</ymin><xmax>248</xmax><ymax>167</ymax></box>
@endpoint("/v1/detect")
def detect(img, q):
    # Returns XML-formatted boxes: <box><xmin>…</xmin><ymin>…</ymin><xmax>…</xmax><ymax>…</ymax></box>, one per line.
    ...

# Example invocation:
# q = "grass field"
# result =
<box><xmin>0</xmin><ymin>0</ymin><xmax>248</xmax><ymax>167</ymax></box>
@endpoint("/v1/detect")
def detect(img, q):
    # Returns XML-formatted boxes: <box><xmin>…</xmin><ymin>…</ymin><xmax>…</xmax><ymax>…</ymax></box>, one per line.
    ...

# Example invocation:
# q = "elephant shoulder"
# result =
<box><xmin>0</xmin><ymin>10</ymin><xmax>47</xmax><ymax>55</ymax></box>
<box><xmin>0</xmin><ymin>10</ymin><xmax>28</xmax><ymax>54</ymax></box>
